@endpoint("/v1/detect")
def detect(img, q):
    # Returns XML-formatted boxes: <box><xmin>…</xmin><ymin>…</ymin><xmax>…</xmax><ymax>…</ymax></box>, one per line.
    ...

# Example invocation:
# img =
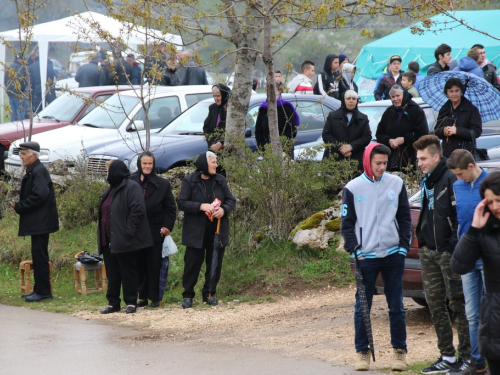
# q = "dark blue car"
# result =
<box><xmin>86</xmin><ymin>93</ymin><xmax>340</xmax><ymax>174</ymax></box>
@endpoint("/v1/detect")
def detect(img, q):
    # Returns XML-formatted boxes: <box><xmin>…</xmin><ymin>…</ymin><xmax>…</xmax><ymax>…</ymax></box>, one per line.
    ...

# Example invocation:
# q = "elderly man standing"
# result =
<box><xmin>14</xmin><ymin>142</ymin><xmax>59</xmax><ymax>303</ymax></box>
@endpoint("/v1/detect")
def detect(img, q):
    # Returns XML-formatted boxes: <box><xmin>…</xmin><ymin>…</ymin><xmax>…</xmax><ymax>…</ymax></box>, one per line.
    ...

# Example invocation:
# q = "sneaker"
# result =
<box><xmin>422</xmin><ymin>357</ymin><xmax>460</xmax><ymax>374</ymax></box>
<box><xmin>181</xmin><ymin>298</ymin><xmax>193</xmax><ymax>309</ymax></box>
<box><xmin>354</xmin><ymin>350</ymin><xmax>371</xmax><ymax>371</ymax></box>
<box><xmin>392</xmin><ymin>348</ymin><xmax>407</xmax><ymax>371</ymax></box>
<box><xmin>448</xmin><ymin>359</ymin><xmax>488</xmax><ymax>375</ymax></box>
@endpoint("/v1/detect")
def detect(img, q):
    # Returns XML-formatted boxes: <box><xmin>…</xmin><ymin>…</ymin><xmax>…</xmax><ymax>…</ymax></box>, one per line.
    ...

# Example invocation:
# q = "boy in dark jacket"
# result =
<box><xmin>413</xmin><ymin>135</ymin><xmax>471</xmax><ymax>374</ymax></box>
<box><xmin>451</xmin><ymin>171</ymin><xmax>500</xmax><ymax>373</ymax></box>
<box><xmin>374</xmin><ymin>55</ymin><xmax>403</xmax><ymax>101</ymax></box>
<box><xmin>341</xmin><ymin>143</ymin><xmax>411</xmax><ymax>371</ymax></box>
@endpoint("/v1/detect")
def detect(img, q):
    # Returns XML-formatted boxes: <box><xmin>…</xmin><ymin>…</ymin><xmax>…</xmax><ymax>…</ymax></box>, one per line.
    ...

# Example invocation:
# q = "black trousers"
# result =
<box><xmin>488</xmin><ymin>359</ymin><xmax>500</xmax><ymax>375</ymax></box>
<box><xmin>182</xmin><ymin>230</ymin><xmax>225</xmax><ymax>299</ymax></box>
<box><xmin>137</xmin><ymin>242</ymin><xmax>162</xmax><ymax>302</ymax></box>
<box><xmin>31</xmin><ymin>234</ymin><xmax>51</xmax><ymax>296</ymax></box>
<box><xmin>101</xmin><ymin>246</ymin><xmax>139</xmax><ymax>307</ymax></box>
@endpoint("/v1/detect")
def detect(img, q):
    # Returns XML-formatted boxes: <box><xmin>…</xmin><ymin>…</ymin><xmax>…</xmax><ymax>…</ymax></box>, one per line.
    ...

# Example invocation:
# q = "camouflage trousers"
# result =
<box><xmin>420</xmin><ymin>246</ymin><xmax>471</xmax><ymax>358</ymax></box>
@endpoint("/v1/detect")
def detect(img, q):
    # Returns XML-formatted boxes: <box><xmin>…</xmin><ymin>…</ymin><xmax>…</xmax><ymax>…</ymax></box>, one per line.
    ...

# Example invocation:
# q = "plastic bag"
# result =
<box><xmin>162</xmin><ymin>235</ymin><xmax>178</xmax><ymax>258</ymax></box>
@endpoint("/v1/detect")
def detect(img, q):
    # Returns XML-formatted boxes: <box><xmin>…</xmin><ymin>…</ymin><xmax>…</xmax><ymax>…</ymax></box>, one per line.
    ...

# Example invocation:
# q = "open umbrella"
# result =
<box><xmin>158</xmin><ymin>257</ymin><xmax>170</xmax><ymax>306</ymax></box>
<box><xmin>352</xmin><ymin>228</ymin><xmax>376</xmax><ymax>362</ymax></box>
<box><xmin>207</xmin><ymin>218</ymin><xmax>222</xmax><ymax>301</ymax></box>
<box><xmin>419</xmin><ymin>71</ymin><xmax>500</xmax><ymax>123</ymax></box>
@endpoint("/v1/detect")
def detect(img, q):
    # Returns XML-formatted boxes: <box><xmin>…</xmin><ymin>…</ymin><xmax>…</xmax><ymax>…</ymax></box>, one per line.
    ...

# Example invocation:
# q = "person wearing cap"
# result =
<box><xmin>177</xmin><ymin>151</ymin><xmax>236</xmax><ymax>309</ymax></box>
<box><xmin>126</xmin><ymin>53</ymin><xmax>142</xmax><ymax>85</ymax></box>
<box><xmin>374</xmin><ymin>55</ymin><xmax>404</xmax><ymax>101</ymax></box>
<box><xmin>75</xmin><ymin>53</ymin><xmax>101</xmax><ymax>88</ymax></box>
<box><xmin>4</xmin><ymin>54</ymin><xmax>28</xmax><ymax>122</ymax></box>
<box><xmin>13</xmin><ymin>141</ymin><xmax>59</xmax><ymax>303</ymax></box>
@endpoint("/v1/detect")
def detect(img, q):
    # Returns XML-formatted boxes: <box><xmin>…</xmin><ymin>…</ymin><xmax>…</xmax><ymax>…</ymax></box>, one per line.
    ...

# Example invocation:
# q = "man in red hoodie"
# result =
<box><xmin>341</xmin><ymin>142</ymin><xmax>412</xmax><ymax>371</ymax></box>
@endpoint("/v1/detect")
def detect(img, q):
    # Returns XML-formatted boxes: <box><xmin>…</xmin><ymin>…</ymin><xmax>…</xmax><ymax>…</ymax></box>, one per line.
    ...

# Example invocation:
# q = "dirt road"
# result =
<box><xmin>79</xmin><ymin>286</ymin><xmax>455</xmax><ymax>371</ymax></box>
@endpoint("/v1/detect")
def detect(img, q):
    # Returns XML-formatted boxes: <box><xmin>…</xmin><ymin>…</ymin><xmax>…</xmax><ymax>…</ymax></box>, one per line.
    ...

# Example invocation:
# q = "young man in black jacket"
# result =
<box><xmin>413</xmin><ymin>135</ymin><xmax>471</xmax><ymax>374</ymax></box>
<box><xmin>427</xmin><ymin>44</ymin><xmax>452</xmax><ymax>76</ymax></box>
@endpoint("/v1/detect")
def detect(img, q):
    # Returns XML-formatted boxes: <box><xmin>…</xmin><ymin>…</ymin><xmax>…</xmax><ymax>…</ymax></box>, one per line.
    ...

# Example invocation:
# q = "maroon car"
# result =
<box><xmin>351</xmin><ymin>159</ymin><xmax>500</xmax><ymax>306</ymax></box>
<box><xmin>0</xmin><ymin>85</ymin><xmax>133</xmax><ymax>170</ymax></box>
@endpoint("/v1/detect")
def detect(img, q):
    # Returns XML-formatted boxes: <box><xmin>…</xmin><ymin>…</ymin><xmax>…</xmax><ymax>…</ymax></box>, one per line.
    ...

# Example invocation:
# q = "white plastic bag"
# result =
<box><xmin>162</xmin><ymin>235</ymin><xmax>178</xmax><ymax>257</ymax></box>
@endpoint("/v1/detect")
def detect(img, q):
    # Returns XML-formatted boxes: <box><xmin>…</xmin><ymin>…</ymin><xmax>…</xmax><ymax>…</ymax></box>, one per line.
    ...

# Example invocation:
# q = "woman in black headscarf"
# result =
<box><xmin>376</xmin><ymin>85</ymin><xmax>429</xmax><ymax>172</ymax></box>
<box><xmin>203</xmin><ymin>83</ymin><xmax>231</xmax><ymax>153</ymax></box>
<box><xmin>97</xmin><ymin>160</ymin><xmax>153</xmax><ymax>314</ymax></box>
<box><xmin>322</xmin><ymin>89</ymin><xmax>371</xmax><ymax>174</ymax></box>
<box><xmin>177</xmin><ymin>151</ymin><xmax>236</xmax><ymax>309</ymax></box>
<box><xmin>130</xmin><ymin>151</ymin><xmax>176</xmax><ymax>308</ymax></box>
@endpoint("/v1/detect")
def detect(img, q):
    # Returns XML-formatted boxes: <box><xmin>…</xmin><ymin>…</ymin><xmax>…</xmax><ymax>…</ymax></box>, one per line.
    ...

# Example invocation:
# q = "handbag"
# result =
<box><xmin>76</xmin><ymin>251</ymin><xmax>103</xmax><ymax>264</ymax></box>
<box><xmin>162</xmin><ymin>235</ymin><xmax>178</xmax><ymax>257</ymax></box>
<box><xmin>469</xmin><ymin>130</ymin><xmax>490</xmax><ymax>162</ymax></box>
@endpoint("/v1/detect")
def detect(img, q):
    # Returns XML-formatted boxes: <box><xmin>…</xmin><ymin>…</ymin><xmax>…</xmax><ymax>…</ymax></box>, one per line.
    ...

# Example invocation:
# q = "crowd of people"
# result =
<box><xmin>7</xmin><ymin>40</ymin><xmax>500</xmax><ymax>375</ymax></box>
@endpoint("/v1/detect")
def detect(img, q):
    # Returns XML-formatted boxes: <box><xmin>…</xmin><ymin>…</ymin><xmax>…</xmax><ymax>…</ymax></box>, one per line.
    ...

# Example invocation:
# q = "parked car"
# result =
<box><xmin>0</xmin><ymin>85</ymin><xmax>133</xmax><ymax>171</ymax></box>
<box><xmin>4</xmin><ymin>86</ymin><xmax>214</xmax><ymax>174</ymax></box>
<box><xmin>294</xmin><ymin>98</ymin><xmax>500</xmax><ymax>160</ymax></box>
<box><xmin>85</xmin><ymin>94</ymin><xmax>341</xmax><ymax>175</ymax></box>
<box><xmin>352</xmin><ymin>159</ymin><xmax>500</xmax><ymax>306</ymax></box>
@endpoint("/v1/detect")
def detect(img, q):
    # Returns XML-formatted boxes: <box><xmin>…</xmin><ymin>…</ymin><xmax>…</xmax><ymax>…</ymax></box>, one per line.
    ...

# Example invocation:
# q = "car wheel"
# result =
<box><xmin>411</xmin><ymin>297</ymin><xmax>428</xmax><ymax>307</ymax></box>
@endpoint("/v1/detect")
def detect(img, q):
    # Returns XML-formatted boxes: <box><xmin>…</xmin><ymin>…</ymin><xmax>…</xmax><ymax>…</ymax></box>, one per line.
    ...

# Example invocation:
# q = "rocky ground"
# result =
<box><xmin>77</xmin><ymin>286</ymin><xmax>460</xmax><ymax>371</ymax></box>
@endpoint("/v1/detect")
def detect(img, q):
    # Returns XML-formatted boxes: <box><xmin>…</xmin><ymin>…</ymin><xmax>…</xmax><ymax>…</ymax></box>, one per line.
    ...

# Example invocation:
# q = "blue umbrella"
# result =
<box><xmin>420</xmin><ymin>71</ymin><xmax>500</xmax><ymax>123</ymax></box>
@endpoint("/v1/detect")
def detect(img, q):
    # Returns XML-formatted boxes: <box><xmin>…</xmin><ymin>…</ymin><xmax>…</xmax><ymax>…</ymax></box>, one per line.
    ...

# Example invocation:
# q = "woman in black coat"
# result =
<box><xmin>130</xmin><ymin>151</ymin><xmax>176</xmax><ymax>308</ymax></box>
<box><xmin>203</xmin><ymin>83</ymin><xmax>231</xmax><ymax>152</ymax></box>
<box><xmin>376</xmin><ymin>85</ymin><xmax>428</xmax><ymax>171</ymax></box>
<box><xmin>451</xmin><ymin>172</ymin><xmax>500</xmax><ymax>373</ymax></box>
<box><xmin>255</xmin><ymin>92</ymin><xmax>298</xmax><ymax>155</ymax></box>
<box><xmin>435</xmin><ymin>78</ymin><xmax>482</xmax><ymax>158</ymax></box>
<box><xmin>98</xmin><ymin>160</ymin><xmax>153</xmax><ymax>314</ymax></box>
<box><xmin>322</xmin><ymin>89</ymin><xmax>371</xmax><ymax>174</ymax></box>
<box><xmin>177</xmin><ymin>151</ymin><xmax>236</xmax><ymax>309</ymax></box>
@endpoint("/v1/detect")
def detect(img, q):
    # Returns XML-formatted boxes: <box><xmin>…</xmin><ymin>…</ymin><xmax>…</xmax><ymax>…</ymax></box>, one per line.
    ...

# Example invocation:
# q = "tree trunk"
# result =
<box><xmin>262</xmin><ymin>0</ymin><xmax>281</xmax><ymax>155</ymax></box>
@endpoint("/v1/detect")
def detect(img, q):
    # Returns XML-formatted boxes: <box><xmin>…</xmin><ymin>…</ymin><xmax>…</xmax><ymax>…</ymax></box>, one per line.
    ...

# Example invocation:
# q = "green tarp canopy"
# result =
<box><xmin>355</xmin><ymin>10</ymin><xmax>500</xmax><ymax>102</ymax></box>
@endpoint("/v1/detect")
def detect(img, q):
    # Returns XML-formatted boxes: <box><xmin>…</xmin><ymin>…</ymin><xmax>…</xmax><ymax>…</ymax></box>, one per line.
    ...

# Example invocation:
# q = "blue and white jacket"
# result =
<box><xmin>341</xmin><ymin>172</ymin><xmax>412</xmax><ymax>258</ymax></box>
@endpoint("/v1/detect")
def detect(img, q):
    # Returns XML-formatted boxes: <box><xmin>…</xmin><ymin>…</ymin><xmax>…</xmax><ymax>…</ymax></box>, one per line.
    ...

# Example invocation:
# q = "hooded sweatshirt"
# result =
<box><xmin>287</xmin><ymin>73</ymin><xmax>313</xmax><ymax>94</ymax></box>
<box><xmin>453</xmin><ymin>57</ymin><xmax>484</xmax><ymax>78</ymax></box>
<box><xmin>316</xmin><ymin>54</ymin><xmax>340</xmax><ymax>98</ymax></box>
<box><xmin>341</xmin><ymin>143</ymin><xmax>412</xmax><ymax>258</ymax></box>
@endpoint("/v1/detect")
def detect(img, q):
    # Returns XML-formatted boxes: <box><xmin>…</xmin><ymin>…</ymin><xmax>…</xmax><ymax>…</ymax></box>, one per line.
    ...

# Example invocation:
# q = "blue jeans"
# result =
<box><xmin>354</xmin><ymin>252</ymin><xmax>407</xmax><ymax>352</ymax></box>
<box><xmin>462</xmin><ymin>260</ymin><xmax>485</xmax><ymax>366</ymax></box>
<box><xmin>8</xmin><ymin>95</ymin><xmax>26</xmax><ymax>122</ymax></box>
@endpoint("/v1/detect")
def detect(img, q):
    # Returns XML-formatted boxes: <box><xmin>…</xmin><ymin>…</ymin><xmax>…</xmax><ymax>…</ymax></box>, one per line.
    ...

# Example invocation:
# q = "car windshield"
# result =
<box><xmin>160</xmin><ymin>101</ymin><xmax>212</xmax><ymax>134</ymax></box>
<box><xmin>37</xmin><ymin>91</ymin><xmax>91</xmax><ymax>122</ymax></box>
<box><xmin>77</xmin><ymin>94</ymin><xmax>140</xmax><ymax>129</ymax></box>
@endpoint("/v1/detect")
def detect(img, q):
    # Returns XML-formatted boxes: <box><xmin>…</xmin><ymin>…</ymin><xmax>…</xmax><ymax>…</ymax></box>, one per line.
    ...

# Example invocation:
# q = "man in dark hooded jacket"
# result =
<box><xmin>14</xmin><ymin>142</ymin><xmax>59</xmax><ymax>303</ymax></box>
<box><xmin>177</xmin><ymin>151</ymin><xmax>236</xmax><ymax>309</ymax></box>
<box><xmin>160</xmin><ymin>58</ymin><xmax>180</xmax><ymax>86</ymax></box>
<box><xmin>181</xmin><ymin>50</ymin><xmax>208</xmax><ymax>85</ymax></box>
<box><xmin>314</xmin><ymin>54</ymin><xmax>340</xmax><ymax>99</ymax></box>
<box><xmin>75</xmin><ymin>54</ymin><xmax>101</xmax><ymax>87</ymax></box>
<box><xmin>376</xmin><ymin>85</ymin><xmax>428</xmax><ymax>172</ymax></box>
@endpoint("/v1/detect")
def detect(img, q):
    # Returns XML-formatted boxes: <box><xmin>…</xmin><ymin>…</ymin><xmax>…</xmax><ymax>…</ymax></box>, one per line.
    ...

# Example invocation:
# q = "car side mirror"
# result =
<box><xmin>128</xmin><ymin>120</ymin><xmax>145</xmax><ymax>132</ymax></box>
<box><xmin>245</xmin><ymin>128</ymin><xmax>252</xmax><ymax>138</ymax></box>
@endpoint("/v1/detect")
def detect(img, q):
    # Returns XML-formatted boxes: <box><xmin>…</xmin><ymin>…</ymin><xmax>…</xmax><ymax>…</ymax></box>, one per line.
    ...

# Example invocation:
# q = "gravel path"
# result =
<box><xmin>78</xmin><ymin>286</ymin><xmax>461</xmax><ymax>371</ymax></box>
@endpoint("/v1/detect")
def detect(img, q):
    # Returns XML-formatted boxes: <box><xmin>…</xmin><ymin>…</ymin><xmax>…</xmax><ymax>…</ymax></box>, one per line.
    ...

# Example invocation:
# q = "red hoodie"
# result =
<box><xmin>362</xmin><ymin>142</ymin><xmax>381</xmax><ymax>181</ymax></box>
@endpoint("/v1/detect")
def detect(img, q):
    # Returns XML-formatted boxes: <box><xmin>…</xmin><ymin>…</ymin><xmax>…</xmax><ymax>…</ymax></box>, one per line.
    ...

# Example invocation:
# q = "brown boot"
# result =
<box><xmin>354</xmin><ymin>350</ymin><xmax>371</xmax><ymax>371</ymax></box>
<box><xmin>391</xmin><ymin>348</ymin><xmax>407</xmax><ymax>371</ymax></box>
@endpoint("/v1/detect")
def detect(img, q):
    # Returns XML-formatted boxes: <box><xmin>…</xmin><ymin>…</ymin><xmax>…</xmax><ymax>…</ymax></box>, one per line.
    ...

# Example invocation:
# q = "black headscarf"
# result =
<box><xmin>212</xmin><ymin>83</ymin><xmax>231</xmax><ymax>106</ymax></box>
<box><xmin>391</xmin><ymin>87</ymin><xmax>412</xmax><ymax>123</ymax></box>
<box><xmin>195</xmin><ymin>151</ymin><xmax>215</xmax><ymax>176</ymax></box>
<box><xmin>107</xmin><ymin>160</ymin><xmax>130</xmax><ymax>187</ymax></box>
<box><xmin>136</xmin><ymin>151</ymin><xmax>156</xmax><ymax>182</ymax></box>
<box><xmin>340</xmin><ymin>90</ymin><xmax>359</xmax><ymax>120</ymax></box>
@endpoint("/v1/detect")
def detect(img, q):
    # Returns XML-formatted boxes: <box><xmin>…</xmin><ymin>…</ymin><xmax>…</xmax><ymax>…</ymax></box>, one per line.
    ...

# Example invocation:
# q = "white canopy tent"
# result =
<box><xmin>0</xmin><ymin>11</ymin><xmax>182</xmax><ymax>120</ymax></box>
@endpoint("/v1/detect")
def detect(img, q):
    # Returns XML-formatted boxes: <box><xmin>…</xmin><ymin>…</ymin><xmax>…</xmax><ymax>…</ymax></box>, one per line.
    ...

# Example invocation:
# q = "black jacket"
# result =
<box><xmin>451</xmin><ymin>220</ymin><xmax>500</xmax><ymax>360</ymax></box>
<box><xmin>4</xmin><ymin>60</ymin><xmax>27</xmax><ymax>96</ymax></box>
<box><xmin>255</xmin><ymin>103</ymin><xmax>297</xmax><ymax>148</ymax></box>
<box><xmin>129</xmin><ymin>173</ymin><xmax>176</xmax><ymax>244</ymax></box>
<box><xmin>427</xmin><ymin>61</ymin><xmax>449</xmax><ymax>76</ymax></box>
<box><xmin>29</xmin><ymin>58</ymin><xmax>55</xmax><ymax>102</ymax></box>
<box><xmin>322</xmin><ymin>107</ymin><xmax>371</xmax><ymax>172</ymax></box>
<box><xmin>435</xmin><ymin>97</ymin><xmax>482</xmax><ymax>158</ymax></box>
<box><xmin>181</xmin><ymin>60</ymin><xmax>208</xmax><ymax>85</ymax></box>
<box><xmin>203</xmin><ymin>103</ymin><xmax>226</xmax><ymax>148</ymax></box>
<box><xmin>338</xmin><ymin>79</ymin><xmax>358</xmax><ymax>102</ymax></box>
<box><xmin>109</xmin><ymin>59</ymin><xmax>132</xmax><ymax>85</ymax></box>
<box><xmin>482</xmin><ymin>63</ymin><xmax>500</xmax><ymax>91</ymax></box>
<box><xmin>160</xmin><ymin>68</ymin><xmax>180</xmax><ymax>86</ymax></box>
<box><xmin>177</xmin><ymin>172</ymin><xmax>236</xmax><ymax>248</ymax></box>
<box><xmin>376</xmin><ymin>95</ymin><xmax>429</xmax><ymax>171</ymax></box>
<box><xmin>15</xmin><ymin>159</ymin><xmax>59</xmax><ymax>236</ymax></box>
<box><xmin>416</xmin><ymin>158</ymin><xmax>459</xmax><ymax>253</ymax></box>
<box><xmin>374</xmin><ymin>72</ymin><xmax>403</xmax><ymax>101</ymax></box>
<box><xmin>97</xmin><ymin>179</ymin><xmax>153</xmax><ymax>254</ymax></box>
<box><xmin>75</xmin><ymin>61</ymin><xmax>100</xmax><ymax>88</ymax></box>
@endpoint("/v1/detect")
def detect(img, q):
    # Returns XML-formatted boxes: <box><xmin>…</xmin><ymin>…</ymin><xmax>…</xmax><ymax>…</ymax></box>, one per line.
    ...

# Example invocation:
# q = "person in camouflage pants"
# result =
<box><xmin>413</xmin><ymin>136</ymin><xmax>470</xmax><ymax>374</ymax></box>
